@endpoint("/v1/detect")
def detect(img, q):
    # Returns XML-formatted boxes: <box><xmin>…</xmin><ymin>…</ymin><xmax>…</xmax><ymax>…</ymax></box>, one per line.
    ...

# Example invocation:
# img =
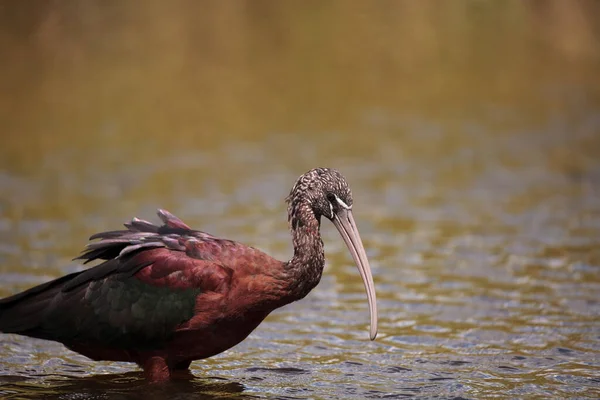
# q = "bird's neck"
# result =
<box><xmin>284</xmin><ymin>204</ymin><xmax>325</xmax><ymax>300</ymax></box>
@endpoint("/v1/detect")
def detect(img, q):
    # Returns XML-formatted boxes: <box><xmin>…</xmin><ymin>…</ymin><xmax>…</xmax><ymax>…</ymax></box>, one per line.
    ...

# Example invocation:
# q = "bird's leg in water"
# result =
<box><xmin>141</xmin><ymin>355</ymin><xmax>170</xmax><ymax>383</ymax></box>
<box><xmin>171</xmin><ymin>360</ymin><xmax>196</xmax><ymax>380</ymax></box>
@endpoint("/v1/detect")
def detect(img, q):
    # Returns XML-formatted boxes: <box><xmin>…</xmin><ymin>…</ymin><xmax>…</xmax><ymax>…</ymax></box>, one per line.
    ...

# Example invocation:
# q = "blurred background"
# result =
<box><xmin>0</xmin><ymin>1</ymin><xmax>599</xmax><ymax>399</ymax></box>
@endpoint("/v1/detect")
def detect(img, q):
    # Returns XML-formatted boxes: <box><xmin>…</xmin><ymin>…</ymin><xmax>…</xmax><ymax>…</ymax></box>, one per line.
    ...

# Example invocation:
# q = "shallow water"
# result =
<box><xmin>1</xmin><ymin>2</ymin><xmax>600</xmax><ymax>399</ymax></box>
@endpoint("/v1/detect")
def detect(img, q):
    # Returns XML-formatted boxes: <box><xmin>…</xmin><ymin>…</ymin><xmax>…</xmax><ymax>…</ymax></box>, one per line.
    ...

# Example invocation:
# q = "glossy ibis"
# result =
<box><xmin>0</xmin><ymin>168</ymin><xmax>378</xmax><ymax>382</ymax></box>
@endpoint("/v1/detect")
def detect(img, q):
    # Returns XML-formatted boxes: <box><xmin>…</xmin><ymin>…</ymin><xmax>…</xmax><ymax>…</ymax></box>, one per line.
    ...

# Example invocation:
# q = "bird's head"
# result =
<box><xmin>286</xmin><ymin>167</ymin><xmax>353</xmax><ymax>224</ymax></box>
<box><xmin>286</xmin><ymin>167</ymin><xmax>378</xmax><ymax>340</ymax></box>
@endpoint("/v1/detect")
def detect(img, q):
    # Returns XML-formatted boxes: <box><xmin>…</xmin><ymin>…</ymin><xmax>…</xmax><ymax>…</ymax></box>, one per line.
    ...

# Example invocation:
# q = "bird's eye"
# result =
<box><xmin>326</xmin><ymin>193</ymin><xmax>336</xmax><ymax>203</ymax></box>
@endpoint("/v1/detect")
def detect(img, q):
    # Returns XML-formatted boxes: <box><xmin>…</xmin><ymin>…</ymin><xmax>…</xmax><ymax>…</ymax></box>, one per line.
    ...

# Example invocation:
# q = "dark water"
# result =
<box><xmin>1</xmin><ymin>2</ymin><xmax>600</xmax><ymax>399</ymax></box>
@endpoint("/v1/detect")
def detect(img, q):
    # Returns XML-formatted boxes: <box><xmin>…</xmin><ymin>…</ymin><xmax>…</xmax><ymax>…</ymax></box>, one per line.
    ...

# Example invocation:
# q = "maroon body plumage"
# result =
<box><xmin>0</xmin><ymin>168</ymin><xmax>378</xmax><ymax>382</ymax></box>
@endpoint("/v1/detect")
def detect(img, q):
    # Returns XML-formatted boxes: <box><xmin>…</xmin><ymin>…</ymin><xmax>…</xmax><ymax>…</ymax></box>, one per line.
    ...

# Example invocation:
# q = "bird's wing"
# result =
<box><xmin>0</xmin><ymin>209</ymin><xmax>240</xmax><ymax>350</ymax></box>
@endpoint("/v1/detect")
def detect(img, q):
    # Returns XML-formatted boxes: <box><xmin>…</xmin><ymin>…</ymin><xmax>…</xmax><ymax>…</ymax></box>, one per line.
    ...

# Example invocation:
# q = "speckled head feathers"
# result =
<box><xmin>286</xmin><ymin>168</ymin><xmax>353</xmax><ymax>229</ymax></box>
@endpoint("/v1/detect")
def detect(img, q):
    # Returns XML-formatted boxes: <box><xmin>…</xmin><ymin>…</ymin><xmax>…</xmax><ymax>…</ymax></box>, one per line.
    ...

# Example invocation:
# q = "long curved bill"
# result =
<box><xmin>332</xmin><ymin>208</ymin><xmax>378</xmax><ymax>340</ymax></box>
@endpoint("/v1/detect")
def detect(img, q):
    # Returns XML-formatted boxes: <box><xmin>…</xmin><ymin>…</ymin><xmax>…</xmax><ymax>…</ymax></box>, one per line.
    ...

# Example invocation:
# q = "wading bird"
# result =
<box><xmin>0</xmin><ymin>168</ymin><xmax>377</xmax><ymax>382</ymax></box>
